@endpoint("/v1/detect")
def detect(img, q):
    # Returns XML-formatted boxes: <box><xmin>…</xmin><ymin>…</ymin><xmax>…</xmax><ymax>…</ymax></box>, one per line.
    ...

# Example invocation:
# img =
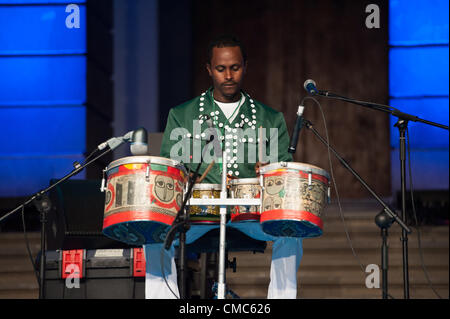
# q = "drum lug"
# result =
<box><xmin>259</xmin><ymin>175</ymin><xmax>264</xmax><ymax>214</ymax></box>
<box><xmin>328</xmin><ymin>187</ymin><xmax>331</xmax><ymax>203</ymax></box>
<box><xmin>145</xmin><ymin>161</ymin><xmax>151</xmax><ymax>182</ymax></box>
<box><xmin>100</xmin><ymin>169</ymin><xmax>107</xmax><ymax>192</ymax></box>
<box><xmin>308</xmin><ymin>173</ymin><xmax>312</xmax><ymax>186</ymax></box>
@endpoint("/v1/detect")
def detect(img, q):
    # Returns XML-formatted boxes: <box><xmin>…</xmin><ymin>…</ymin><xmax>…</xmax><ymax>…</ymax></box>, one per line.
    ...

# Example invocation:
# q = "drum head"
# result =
<box><xmin>107</xmin><ymin>156</ymin><xmax>187</xmax><ymax>175</ymax></box>
<box><xmin>192</xmin><ymin>183</ymin><xmax>222</xmax><ymax>190</ymax></box>
<box><xmin>260</xmin><ymin>162</ymin><xmax>330</xmax><ymax>180</ymax></box>
<box><xmin>228</xmin><ymin>178</ymin><xmax>259</xmax><ymax>185</ymax></box>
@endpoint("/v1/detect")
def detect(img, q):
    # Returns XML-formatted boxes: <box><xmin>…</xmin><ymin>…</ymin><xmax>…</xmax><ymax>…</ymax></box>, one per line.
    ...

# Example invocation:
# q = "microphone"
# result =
<box><xmin>130</xmin><ymin>127</ymin><xmax>148</xmax><ymax>155</ymax></box>
<box><xmin>98</xmin><ymin>131</ymin><xmax>133</xmax><ymax>151</ymax></box>
<box><xmin>288</xmin><ymin>105</ymin><xmax>305</xmax><ymax>154</ymax></box>
<box><xmin>97</xmin><ymin>128</ymin><xmax>147</xmax><ymax>153</ymax></box>
<box><xmin>304</xmin><ymin>79</ymin><xmax>319</xmax><ymax>95</ymax></box>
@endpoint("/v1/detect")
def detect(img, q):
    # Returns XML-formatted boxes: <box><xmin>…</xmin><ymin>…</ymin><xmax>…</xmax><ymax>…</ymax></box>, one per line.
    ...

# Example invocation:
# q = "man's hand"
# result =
<box><xmin>189</xmin><ymin>161</ymin><xmax>216</xmax><ymax>183</ymax></box>
<box><xmin>255</xmin><ymin>161</ymin><xmax>269</xmax><ymax>176</ymax></box>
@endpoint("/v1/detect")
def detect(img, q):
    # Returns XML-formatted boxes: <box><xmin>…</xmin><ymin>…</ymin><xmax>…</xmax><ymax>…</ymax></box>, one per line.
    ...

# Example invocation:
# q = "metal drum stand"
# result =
<box><xmin>187</xmin><ymin>153</ymin><xmax>262</xmax><ymax>299</ymax></box>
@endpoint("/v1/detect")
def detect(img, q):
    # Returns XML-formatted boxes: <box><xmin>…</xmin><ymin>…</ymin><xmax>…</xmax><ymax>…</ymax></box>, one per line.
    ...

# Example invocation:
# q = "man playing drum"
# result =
<box><xmin>144</xmin><ymin>34</ymin><xmax>303</xmax><ymax>299</ymax></box>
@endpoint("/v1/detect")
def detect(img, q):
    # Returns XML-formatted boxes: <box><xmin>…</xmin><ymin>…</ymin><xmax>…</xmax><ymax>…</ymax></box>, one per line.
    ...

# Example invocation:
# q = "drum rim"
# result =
<box><xmin>193</xmin><ymin>183</ymin><xmax>222</xmax><ymax>190</ymax></box>
<box><xmin>260</xmin><ymin>161</ymin><xmax>330</xmax><ymax>179</ymax></box>
<box><xmin>107</xmin><ymin>156</ymin><xmax>187</xmax><ymax>174</ymax></box>
<box><xmin>228</xmin><ymin>177</ymin><xmax>260</xmax><ymax>185</ymax></box>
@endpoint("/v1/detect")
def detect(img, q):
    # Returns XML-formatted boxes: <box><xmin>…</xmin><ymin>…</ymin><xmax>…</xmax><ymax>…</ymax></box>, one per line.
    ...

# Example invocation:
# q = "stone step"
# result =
<box><xmin>303</xmin><ymin>249</ymin><xmax>449</xmax><ymax>269</ymax></box>
<box><xmin>0</xmin><ymin>289</ymin><xmax>38</xmax><ymax>299</ymax></box>
<box><xmin>322</xmin><ymin>217</ymin><xmax>448</xmax><ymax>232</ymax></box>
<box><xmin>1</xmin><ymin>275</ymin><xmax>446</xmax><ymax>299</ymax></box>
<box><xmin>228</xmin><ymin>246</ymin><xmax>449</xmax><ymax>268</ymax></box>
<box><xmin>322</xmin><ymin>217</ymin><xmax>448</xmax><ymax>233</ymax></box>
<box><xmin>225</xmin><ymin>265</ymin><xmax>449</xmax><ymax>286</ymax></box>
<box><xmin>302</xmin><ymin>233</ymin><xmax>449</xmax><ymax>250</ymax></box>
<box><xmin>0</xmin><ymin>272</ymin><xmax>38</xmax><ymax>290</ymax></box>
<box><xmin>227</xmin><ymin>284</ymin><xmax>449</xmax><ymax>299</ymax></box>
<box><xmin>0</xmin><ymin>232</ymin><xmax>41</xmax><ymax>257</ymax></box>
<box><xmin>0</xmin><ymin>256</ymin><xmax>37</xmax><ymax>273</ymax></box>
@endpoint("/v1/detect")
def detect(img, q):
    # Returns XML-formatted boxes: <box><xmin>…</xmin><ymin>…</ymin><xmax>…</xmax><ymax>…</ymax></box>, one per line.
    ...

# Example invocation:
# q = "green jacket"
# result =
<box><xmin>160</xmin><ymin>87</ymin><xmax>293</xmax><ymax>183</ymax></box>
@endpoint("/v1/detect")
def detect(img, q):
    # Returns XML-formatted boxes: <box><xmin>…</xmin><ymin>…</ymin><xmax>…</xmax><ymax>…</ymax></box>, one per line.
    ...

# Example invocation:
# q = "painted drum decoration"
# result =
<box><xmin>259</xmin><ymin>162</ymin><xmax>330</xmax><ymax>238</ymax></box>
<box><xmin>189</xmin><ymin>184</ymin><xmax>221</xmax><ymax>224</ymax></box>
<box><xmin>228</xmin><ymin>178</ymin><xmax>261</xmax><ymax>222</ymax></box>
<box><xmin>102</xmin><ymin>156</ymin><xmax>187</xmax><ymax>245</ymax></box>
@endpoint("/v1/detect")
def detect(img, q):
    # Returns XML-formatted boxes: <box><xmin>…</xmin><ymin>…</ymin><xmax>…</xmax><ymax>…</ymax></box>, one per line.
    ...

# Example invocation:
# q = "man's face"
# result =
<box><xmin>207</xmin><ymin>46</ymin><xmax>247</xmax><ymax>102</ymax></box>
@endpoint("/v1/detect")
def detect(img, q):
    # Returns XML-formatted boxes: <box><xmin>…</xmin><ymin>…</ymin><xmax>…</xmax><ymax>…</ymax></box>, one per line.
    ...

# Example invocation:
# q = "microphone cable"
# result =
<box><xmin>301</xmin><ymin>96</ymin><xmax>366</xmax><ymax>274</ymax></box>
<box><xmin>406</xmin><ymin>128</ymin><xmax>443</xmax><ymax>299</ymax></box>
<box><xmin>158</xmin><ymin>165</ymin><xmax>194</xmax><ymax>300</ymax></box>
<box><xmin>83</xmin><ymin>148</ymin><xmax>100</xmax><ymax>163</ymax></box>
<box><xmin>21</xmin><ymin>205</ymin><xmax>40</xmax><ymax>287</ymax></box>
<box><xmin>159</xmin><ymin>243</ymin><xmax>181</xmax><ymax>299</ymax></box>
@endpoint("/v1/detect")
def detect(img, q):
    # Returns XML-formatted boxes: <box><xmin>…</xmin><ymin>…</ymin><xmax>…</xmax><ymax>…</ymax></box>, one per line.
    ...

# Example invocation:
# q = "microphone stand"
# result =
<box><xmin>299</xmin><ymin>117</ymin><xmax>412</xmax><ymax>297</ymax></box>
<box><xmin>317</xmin><ymin>90</ymin><xmax>449</xmax><ymax>130</ymax></box>
<box><xmin>313</xmin><ymin>90</ymin><xmax>448</xmax><ymax>298</ymax></box>
<box><xmin>0</xmin><ymin>147</ymin><xmax>113</xmax><ymax>299</ymax></box>
<box><xmin>375</xmin><ymin>210</ymin><xmax>394</xmax><ymax>299</ymax></box>
<box><xmin>163</xmin><ymin>162</ymin><xmax>201</xmax><ymax>299</ymax></box>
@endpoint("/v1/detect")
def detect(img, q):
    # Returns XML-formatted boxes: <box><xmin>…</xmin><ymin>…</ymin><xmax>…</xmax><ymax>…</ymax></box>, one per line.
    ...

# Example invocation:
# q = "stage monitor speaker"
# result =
<box><xmin>47</xmin><ymin>179</ymin><xmax>134</xmax><ymax>250</ymax></box>
<box><xmin>42</xmin><ymin>249</ymin><xmax>145</xmax><ymax>299</ymax></box>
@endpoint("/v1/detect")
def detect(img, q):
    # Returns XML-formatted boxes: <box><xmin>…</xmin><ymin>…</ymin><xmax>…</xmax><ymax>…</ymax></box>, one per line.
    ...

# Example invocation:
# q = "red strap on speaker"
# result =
<box><xmin>61</xmin><ymin>250</ymin><xmax>84</xmax><ymax>279</ymax></box>
<box><xmin>132</xmin><ymin>248</ymin><xmax>146</xmax><ymax>277</ymax></box>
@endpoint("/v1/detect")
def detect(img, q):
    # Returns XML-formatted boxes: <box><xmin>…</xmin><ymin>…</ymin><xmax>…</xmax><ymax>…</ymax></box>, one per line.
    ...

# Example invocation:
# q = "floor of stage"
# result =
<box><xmin>0</xmin><ymin>199</ymin><xmax>448</xmax><ymax>299</ymax></box>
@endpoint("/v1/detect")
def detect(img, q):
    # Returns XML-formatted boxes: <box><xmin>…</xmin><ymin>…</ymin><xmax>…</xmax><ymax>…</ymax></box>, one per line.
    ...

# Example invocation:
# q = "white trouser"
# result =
<box><xmin>143</xmin><ymin>222</ymin><xmax>303</xmax><ymax>299</ymax></box>
<box><xmin>267</xmin><ymin>237</ymin><xmax>303</xmax><ymax>299</ymax></box>
<box><xmin>143</xmin><ymin>243</ymin><xmax>180</xmax><ymax>299</ymax></box>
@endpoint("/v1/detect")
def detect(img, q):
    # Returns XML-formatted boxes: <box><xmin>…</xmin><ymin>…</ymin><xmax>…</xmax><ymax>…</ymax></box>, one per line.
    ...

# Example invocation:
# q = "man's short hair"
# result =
<box><xmin>207</xmin><ymin>34</ymin><xmax>247</xmax><ymax>64</ymax></box>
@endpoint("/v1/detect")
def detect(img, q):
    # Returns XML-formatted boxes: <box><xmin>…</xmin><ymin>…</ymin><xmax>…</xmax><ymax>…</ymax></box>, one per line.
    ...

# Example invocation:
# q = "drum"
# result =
<box><xmin>259</xmin><ymin>162</ymin><xmax>330</xmax><ymax>238</ymax></box>
<box><xmin>228</xmin><ymin>178</ymin><xmax>261</xmax><ymax>222</ymax></box>
<box><xmin>102</xmin><ymin>156</ymin><xmax>187</xmax><ymax>245</ymax></box>
<box><xmin>189</xmin><ymin>184</ymin><xmax>221</xmax><ymax>224</ymax></box>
